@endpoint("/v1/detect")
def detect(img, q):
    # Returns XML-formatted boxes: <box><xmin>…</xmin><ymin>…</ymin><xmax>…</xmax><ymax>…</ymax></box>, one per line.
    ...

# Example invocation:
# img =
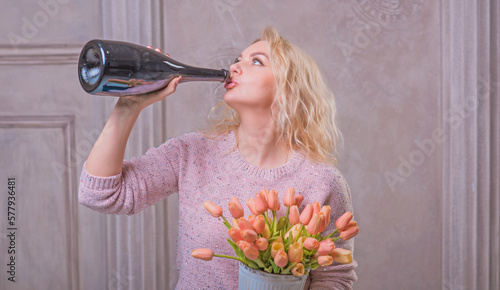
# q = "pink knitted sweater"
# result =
<box><xmin>78</xmin><ymin>131</ymin><xmax>357</xmax><ymax>289</ymax></box>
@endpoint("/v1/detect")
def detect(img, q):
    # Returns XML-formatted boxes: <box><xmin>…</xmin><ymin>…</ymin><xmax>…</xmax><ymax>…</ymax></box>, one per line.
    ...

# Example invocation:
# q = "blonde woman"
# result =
<box><xmin>79</xmin><ymin>26</ymin><xmax>357</xmax><ymax>289</ymax></box>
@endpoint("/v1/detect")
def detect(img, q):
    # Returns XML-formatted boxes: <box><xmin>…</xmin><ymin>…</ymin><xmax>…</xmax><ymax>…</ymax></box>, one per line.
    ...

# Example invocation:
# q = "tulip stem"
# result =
<box><xmin>214</xmin><ymin>254</ymin><xmax>247</xmax><ymax>264</ymax></box>
<box><xmin>221</xmin><ymin>215</ymin><xmax>231</xmax><ymax>229</ymax></box>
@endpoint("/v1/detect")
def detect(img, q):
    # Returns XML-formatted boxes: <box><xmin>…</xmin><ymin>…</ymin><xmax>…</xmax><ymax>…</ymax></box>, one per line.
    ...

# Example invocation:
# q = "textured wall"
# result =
<box><xmin>163</xmin><ymin>1</ymin><xmax>441</xmax><ymax>289</ymax></box>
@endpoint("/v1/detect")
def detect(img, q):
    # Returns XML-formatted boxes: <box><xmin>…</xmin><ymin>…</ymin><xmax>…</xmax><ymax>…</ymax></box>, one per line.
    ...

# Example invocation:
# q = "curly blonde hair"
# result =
<box><xmin>204</xmin><ymin>26</ymin><xmax>342</xmax><ymax>164</ymax></box>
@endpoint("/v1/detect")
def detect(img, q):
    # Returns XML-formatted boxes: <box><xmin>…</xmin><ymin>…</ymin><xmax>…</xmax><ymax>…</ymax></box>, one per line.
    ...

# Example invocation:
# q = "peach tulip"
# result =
<box><xmin>285</xmin><ymin>224</ymin><xmax>302</xmax><ymax>241</ymax></box>
<box><xmin>262</xmin><ymin>223</ymin><xmax>271</xmax><ymax>240</ymax></box>
<box><xmin>271</xmin><ymin>242</ymin><xmax>284</xmax><ymax>258</ymax></box>
<box><xmin>307</xmin><ymin>213</ymin><xmax>325</xmax><ymax>235</ymax></box>
<box><xmin>289</xmin><ymin>205</ymin><xmax>300</xmax><ymax>225</ymax></box>
<box><xmin>317</xmin><ymin>255</ymin><xmax>333</xmax><ymax>267</ymax></box>
<box><xmin>241</xmin><ymin>229</ymin><xmax>258</xmax><ymax>243</ymax></box>
<box><xmin>312</xmin><ymin>202</ymin><xmax>321</xmax><ymax>215</ymax></box>
<box><xmin>335</xmin><ymin>212</ymin><xmax>353</xmax><ymax>231</ymax></box>
<box><xmin>255</xmin><ymin>237</ymin><xmax>269</xmax><ymax>251</ymax></box>
<box><xmin>232</xmin><ymin>218</ymin><xmax>240</xmax><ymax>230</ymax></box>
<box><xmin>274</xmin><ymin>250</ymin><xmax>288</xmax><ymax>267</ymax></box>
<box><xmin>237</xmin><ymin>218</ymin><xmax>253</xmax><ymax>231</ymax></box>
<box><xmin>252</xmin><ymin>215</ymin><xmax>266</xmax><ymax>234</ymax></box>
<box><xmin>228</xmin><ymin>228</ymin><xmax>243</xmax><ymax>242</ymax></box>
<box><xmin>239</xmin><ymin>242</ymin><xmax>260</xmax><ymax>260</ymax></box>
<box><xmin>228</xmin><ymin>197</ymin><xmax>244</xmax><ymax>219</ymax></box>
<box><xmin>267</xmin><ymin>190</ymin><xmax>280</xmax><ymax>211</ymax></box>
<box><xmin>340</xmin><ymin>225</ymin><xmax>359</xmax><ymax>240</ymax></box>
<box><xmin>261</xmin><ymin>189</ymin><xmax>270</xmax><ymax>202</ymax></box>
<box><xmin>317</xmin><ymin>239</ymin><xmax>335</xmax><ymax>255</ymax></box>
<box><xmin>296</xmin><ymin>236</ymin><xmax>307</xmax><ymax>246</ymax></box>
<box><xmin>291</xmin><ymin>263</ymin><xmax>305</xmax><ymax>276</ymax></box>
<box><xmin>331</xmin><ymin>248</ymin><xmax>353</xmax><ymax>264</ymax></box>
<box><xmin>299</xmin><ymin>204</ymin><xmax>314</xmax><ymax>225</ymax></box>
<box><xmin>320</xmin><ymin>206</ymin><xmax>331</xmax><ymax>231</ymax></box>
<box><xmin>247</xmin><ymin>214</ymin><xmax>256</xmax><ymax>225</ymax></box>
<box><xmin>192</xmin><ymin>248</ymin><xmax>214</xmax><ymax>261</ymax></box>
<box><xmin>303</xmin><ymin>237</ymin><xmax>319</xmax><ymax>250</ymax></box>
<box><xmin>203</xmin><ymin>201</ymin><xmax>223</xmax><ymax>218</ymax></box>
<box><xmin>288</xmin><ymin>242</ymin><xmax>304</xmax><ymax>263</ymax></box>
<box><xmin>294</xmin><ymin>194</ymin><xmax>304</xmax><ymax>207</ymax></box>
<box><xmin>255</xmin><ymin>192</ymin><xmax>268</xmax><ymax>214</ymax></box>
<box><xmin>246</xmin><ymin>198</ymin><xmax>259</xmax><ymax>215</ymax></box>
<box><xmin>283</xmin><ymin>187</ymin><xmax>296</xmax><ymax>207</ymax></box>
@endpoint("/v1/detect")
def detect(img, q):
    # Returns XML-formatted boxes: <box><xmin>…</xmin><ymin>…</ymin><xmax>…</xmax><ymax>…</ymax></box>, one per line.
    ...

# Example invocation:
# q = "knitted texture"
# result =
<box><xmin>78</xmin><ymin>131</ymin><xmax>357</xmax><ymax>289</ymax></box>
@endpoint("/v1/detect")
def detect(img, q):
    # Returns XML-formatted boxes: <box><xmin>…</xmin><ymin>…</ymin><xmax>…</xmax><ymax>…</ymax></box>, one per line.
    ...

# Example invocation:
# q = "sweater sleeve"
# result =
<box><xmin>306</xmin><ymin>169</ymin><xmax>358</xmax><ymax>289</ymax></box>
<box><xmin>78</xmin><ymin>137</ymin><xmax>182</xmax><ymax>215</ymax></box>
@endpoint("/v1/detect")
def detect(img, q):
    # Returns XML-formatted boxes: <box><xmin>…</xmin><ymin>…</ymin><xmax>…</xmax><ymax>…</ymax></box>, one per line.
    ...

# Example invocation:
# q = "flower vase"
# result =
<box><xmin>238</xmin><ymin>263</ymin><xmax>307</xmax><ymax>290</ymax></box>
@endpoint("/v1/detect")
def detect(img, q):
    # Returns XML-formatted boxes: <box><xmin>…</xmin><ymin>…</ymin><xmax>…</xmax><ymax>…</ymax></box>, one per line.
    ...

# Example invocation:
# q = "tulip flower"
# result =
<box><xmin>291</xmin><ymin>263</ymin><xmax>305</xmax><ymax>276</ymax></box>
<box><xmin>267</xmin><ymin>189</ymin><xmax>280</xmax><ymax>211</ymax></box>
<box><xmin>255</xmin><ymin>237</ymin><xmax>268</xmax><ymax>251</ymax></box>
<box><xmin>203</xmin><ymin>201</ymin><xmax>223</xmax><ymax>218</ymax></box>
<box><xmin>340</xmin><ymin>225</ymin><xmax>359</xmax><ymax>240</ymax></box>
<box><xmin>228</xmin><ymin>228</ymin><xmax>243</xmax><ymax>242</ymax></box>
<box><xmin>331</xmin><ymin>248</ymin><xmax>353</xmax><ymax>264</ymax></box>
<box><xmin>262</xmin><ymin>223</ymin><xmax>271</xmax><ymax>240</ymax></box>
<box><xmin>238</xmin><ymin>241</ymin><xmax>260</xmax><ymax>260</ymax></box>
<box><xmin>246</xmin><ymin>198</ymin><xmax>259</xmax><ymax>215</ymax></box>
<box><xmin>320</xmin><ymin>205</ymin><xmax>331</xmax><ymax>230</ymax></box>
<box><xmin>303</xmin><ymin>237</ymin><xmax>319</xmax><ymax>250</ymax></box>
<box><xmin>307</xmin><ymin>213</ymin><xmax>325</xmax><ymax>235</ymax></box>
<box><xmin>232</xmin><ymin>218</ymin><xmax>240</xmax><ymax>230</ymax></box>
<box><xmin>261</xmin><ymin>189</ymin><xmax>269</xmax><ymax>202</ymax></box>
<box><xmin>192</xmin><ymin>248</ymin><xmax>214</xmax><ymax>261</ymax></box>
<box><xmin>317</xmin><ymin>255</ymin><xmax>333</xmax><ymax>266</ymax></box>
<box><xmin>312</xmin><ymin>202</ymin><xmax>321</xmax><ymax>215</ymax></box>
<box><xmin>285</xmin><ymin>224</ymin><xmax>302</xmax><ymax>241</ymax></box>
<box><xmin>241</xmin><ymin>229</ymin><xmax>258</xmax><ymax>243</ymax></box>
<box><xmin>247</xmin><ymin>214</ymin><xmax>256</xmax><ymax>225</ymax></box>
<box><xmin>252</xmin><ymin>215</ymin><xmax>266</xmax><ymax>234</ymax></box>
<box><xmin>274</xmin><ymin>250</ymin><xmax>288</xmax><ymax>267</ymax></box>
<box><xmin>299</xmin><ymin>204</ymin><xmax>314</xmax><ymax>225</ymax></box>
<box><xmin>228</xmin><ymin>197</ymin><xmax>244</xmax><ymax>219</ymax></box>
<box><xmin>335</xmin><ymin>212</ymin><xmax>353</xmax><ymax>231</ymax></box>
<box><xmin>237</xmin><ymin>218</ymin><xmax>253</xmax><ymax>231</ymax></box>
<box><xmin>255</xmin><ymin>192</ymin><xmax>268</xmax><ymax>214</ymax></box>
<box><xmin>271</xmin><ymin>242</ymin><xmax>284</xmax><ymax>258</ymax></box>
<box><xmin>283</xmin><ymin>187</ymin><xmax>296</xmax><ymax>207</ymax></box>
<box><xmin>317</xmin><ymin>239</ymin><xmax>335</xmax><ymax>255</ymax></box>
<box><xmin>294</xmin><ymin>194</ymin><xmax>304</xmax><ymax>207</ymax></box>
<box><xmin>288</xmin><ymin>242</ymin><xmax>304</xmax><ymax>263</ymax></box>
<box><xmin>289</xmin><ymin>205</ymin><xmax>300</xmax><ymax>225</ymax></box>
<box><xmin>296</xmin><ymin>236</ymin><xmax>307</xmax><ymax>246</ymax></box>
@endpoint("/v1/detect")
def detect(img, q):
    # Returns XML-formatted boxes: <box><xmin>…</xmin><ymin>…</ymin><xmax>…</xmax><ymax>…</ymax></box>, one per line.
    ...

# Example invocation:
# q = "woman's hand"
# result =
<box><xmin>116</xmin><ymin>46</ymin><xmax>180</xmax><ymax>112</ymax></box>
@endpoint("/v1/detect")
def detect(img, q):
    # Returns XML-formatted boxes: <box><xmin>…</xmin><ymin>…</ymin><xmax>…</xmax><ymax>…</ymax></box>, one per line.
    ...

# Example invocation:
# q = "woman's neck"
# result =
<box><xmin>235</xmin><ymin>121</ymin><xmax>290</xmax><ymax>169</ymax></box>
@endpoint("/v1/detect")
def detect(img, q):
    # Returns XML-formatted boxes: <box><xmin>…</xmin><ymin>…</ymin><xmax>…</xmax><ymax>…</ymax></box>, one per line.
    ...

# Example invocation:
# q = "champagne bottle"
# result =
<box><xmin>78</xmin><ymin>39</ymin><xmax>231</xmax><ymax>96</ymax></box>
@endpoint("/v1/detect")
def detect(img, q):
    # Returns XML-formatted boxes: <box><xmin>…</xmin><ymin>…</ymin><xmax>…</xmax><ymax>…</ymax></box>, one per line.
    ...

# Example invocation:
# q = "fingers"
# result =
<box><xmin>146</xmin><ymin>45</ymin><xmax>170</xmax><ymax>57</ymax></box>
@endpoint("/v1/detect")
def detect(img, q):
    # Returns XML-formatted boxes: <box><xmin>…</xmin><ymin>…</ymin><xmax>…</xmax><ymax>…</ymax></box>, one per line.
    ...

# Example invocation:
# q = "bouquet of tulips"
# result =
<box><xmin>192</xmin><ymin>188</ymin><xmax>359</xmax><ymax>277</ymax></box>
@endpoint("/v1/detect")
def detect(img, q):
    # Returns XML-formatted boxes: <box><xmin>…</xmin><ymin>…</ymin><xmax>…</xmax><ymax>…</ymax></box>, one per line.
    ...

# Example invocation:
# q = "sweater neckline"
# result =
<box><xmin>226</xmin><ymin>131</ymin><xmax>304</xmax><ymax>181</ymax></box>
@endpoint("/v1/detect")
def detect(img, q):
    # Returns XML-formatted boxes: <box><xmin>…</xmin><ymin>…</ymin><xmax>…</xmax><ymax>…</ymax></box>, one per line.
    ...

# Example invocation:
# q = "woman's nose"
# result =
<box><xmin>229</xmin><ymin>62</ymin><xmax>241</xmax><ymax>75</ymax></box>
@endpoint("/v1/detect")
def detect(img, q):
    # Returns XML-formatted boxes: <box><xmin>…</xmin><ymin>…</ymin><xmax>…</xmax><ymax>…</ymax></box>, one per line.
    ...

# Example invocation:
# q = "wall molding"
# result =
<box><xmin>441</xmin><ymin>0</ymin><xmax>500</xmax><ymax>289</ymax></box>
<box><xmin>0</xmin><ymin>44</ymin><xmax>81</xmax><ymax>65</ymax></box>
<box><xmin>0</xmin><ymin>115</ymin><xmax>79</xmax><ymax>289</ymax></box>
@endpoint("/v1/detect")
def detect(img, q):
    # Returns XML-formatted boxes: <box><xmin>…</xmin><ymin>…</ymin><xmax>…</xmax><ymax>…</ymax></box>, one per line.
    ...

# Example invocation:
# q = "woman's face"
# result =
<box><xmin>224</xmin><ymin>41</ymin><xmax>276</xmax><ymax>116</ymax></box>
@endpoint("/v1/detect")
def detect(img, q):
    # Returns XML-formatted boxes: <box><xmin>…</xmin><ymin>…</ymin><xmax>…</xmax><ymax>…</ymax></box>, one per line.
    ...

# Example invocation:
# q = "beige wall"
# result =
<box><xmin>0</xmin><ymin>1</ymin><xmax>498</xmax><ymax>289</ymax></box>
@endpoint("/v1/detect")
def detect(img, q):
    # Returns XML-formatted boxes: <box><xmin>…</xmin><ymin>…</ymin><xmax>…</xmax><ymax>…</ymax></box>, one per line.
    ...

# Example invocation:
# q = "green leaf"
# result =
<box><xmin>254</xmin><ymin>257</ymin><xmax>265</xmax><ymax>269</ymax></box>
<box><xmin>264</xmin><ymin>265</ymin><xmax>273</xmax><ymax>273</ymax></box>
<box><xmin>227</xmin><ymin>239</ymin><xmax>245</xmax><ymax>260</ymax></box>
<box><xmin>281</xmin><ymin>262</ymin><xmax>297</xmax><ymax>275</ymax></box>
<box><xmin>245</xmin><ymin>258</ymin><xmax>260</xmax><ymax>269</ymax></box>
<box><xmin>270</xmin><ymin>259</ymin><xmax>279</xmax><ymax>274</ymax></box>
<box><xmin>277</xmin><ymin>216</ymin><xmax>286</xmax><ymax>232</ymax></box>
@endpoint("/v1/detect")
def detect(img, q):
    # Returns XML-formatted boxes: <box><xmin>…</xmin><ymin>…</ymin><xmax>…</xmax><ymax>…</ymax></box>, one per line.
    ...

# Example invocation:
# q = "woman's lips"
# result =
<box><xmin>224</xmin><ymin>79</ymin><xmax>238</xmax><ymax>89</ymax></box>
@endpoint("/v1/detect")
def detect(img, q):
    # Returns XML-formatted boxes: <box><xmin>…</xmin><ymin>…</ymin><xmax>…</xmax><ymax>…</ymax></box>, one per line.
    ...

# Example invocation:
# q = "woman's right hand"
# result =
<box><xmin>116</xmin><ymin>45</ymin><xmax>181</xmax><ymax>112</ymax></box>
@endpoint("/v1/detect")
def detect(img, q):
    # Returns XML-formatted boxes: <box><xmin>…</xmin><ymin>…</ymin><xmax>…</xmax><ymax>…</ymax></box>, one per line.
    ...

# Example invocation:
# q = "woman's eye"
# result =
<box><xmin>252</xmin><ymin>59</ymin><xmax>263</xmax><ymax>65</ymax></box>
<box><xmin>234</xmin><ymin>58</ymin><xmax>240</xmax><ymax>64</ymax></box>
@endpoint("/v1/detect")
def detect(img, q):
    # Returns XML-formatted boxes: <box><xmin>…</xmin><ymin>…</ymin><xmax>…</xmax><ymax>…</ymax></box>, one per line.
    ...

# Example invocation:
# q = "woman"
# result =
<box><xmin>79</xmin><ymin>26</ymin><xmax>357</xmax><ymax>289</ymax></box>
